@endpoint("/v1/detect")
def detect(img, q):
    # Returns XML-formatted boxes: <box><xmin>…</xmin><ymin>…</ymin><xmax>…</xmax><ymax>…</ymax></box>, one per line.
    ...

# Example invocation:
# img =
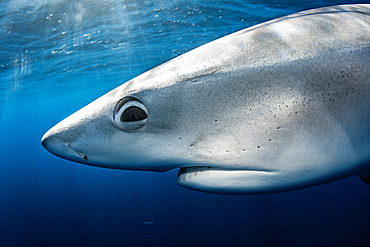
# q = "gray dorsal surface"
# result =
<box><xmin>42</xmin><ymin>4</ymin><xmax>370</xmax><ymax>194</ymax></box>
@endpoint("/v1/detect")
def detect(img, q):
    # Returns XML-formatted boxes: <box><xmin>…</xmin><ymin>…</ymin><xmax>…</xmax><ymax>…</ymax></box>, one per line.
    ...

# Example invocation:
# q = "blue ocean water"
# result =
<box><xmin>0</xmin><ymin>0</ymin><xmax>369</xmax><ymax>246</ymax></box>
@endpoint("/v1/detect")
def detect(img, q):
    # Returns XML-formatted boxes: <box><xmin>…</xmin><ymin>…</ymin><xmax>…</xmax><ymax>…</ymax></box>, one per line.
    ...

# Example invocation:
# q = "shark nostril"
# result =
<box><xmin>75</xmin><ymin>150</ymin><xmax>88</xmax><ymax>161</ymax></box>
<box><xmin>67</xmin><ymin>143</ymin><xmax>88</xmax><ymax>162</ymax></box>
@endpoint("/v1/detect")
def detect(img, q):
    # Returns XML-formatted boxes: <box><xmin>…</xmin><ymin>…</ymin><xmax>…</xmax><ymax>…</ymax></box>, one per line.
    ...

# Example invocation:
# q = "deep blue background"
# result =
<box><xmin>1</xmin><ymin>1</ymin><xmax>369</xmax><ymax>246</ymax></box>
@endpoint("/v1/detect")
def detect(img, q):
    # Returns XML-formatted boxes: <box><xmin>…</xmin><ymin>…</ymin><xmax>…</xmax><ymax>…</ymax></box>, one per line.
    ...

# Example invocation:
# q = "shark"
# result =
<box><xmin>42</xmin><ymin>4</ymin><xmax>370</xmax><ymax>194</ymax></box>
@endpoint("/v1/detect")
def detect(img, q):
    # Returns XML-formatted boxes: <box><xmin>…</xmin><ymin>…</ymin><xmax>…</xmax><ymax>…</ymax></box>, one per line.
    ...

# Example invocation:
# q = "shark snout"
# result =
<box><xmin>41</xmin><ymin>129</ymin><xmax>88</xmax><ymax>163</ymax></box>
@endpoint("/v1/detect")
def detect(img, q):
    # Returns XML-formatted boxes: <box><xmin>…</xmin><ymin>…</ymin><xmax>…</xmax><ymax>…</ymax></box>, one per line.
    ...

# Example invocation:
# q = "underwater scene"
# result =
<box><xmin>1</xmin><ymin>0</ymin><xmax>369</xmax><ymax>246</ymax></box>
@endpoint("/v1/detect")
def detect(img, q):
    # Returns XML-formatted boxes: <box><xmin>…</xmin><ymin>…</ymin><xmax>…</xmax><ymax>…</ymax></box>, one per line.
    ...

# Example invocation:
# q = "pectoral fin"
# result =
<box><xmin>176</xmin><ymin>166</ymin><xmax>278</xmax><ymax>194</ymax></box>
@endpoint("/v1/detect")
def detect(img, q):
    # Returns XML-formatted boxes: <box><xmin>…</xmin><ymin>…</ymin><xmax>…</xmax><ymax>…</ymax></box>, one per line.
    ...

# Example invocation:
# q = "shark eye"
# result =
<box><xmin>113</xmin><ymin>97</ymin><xmax>148</xmax><ymax>131</ymax></box>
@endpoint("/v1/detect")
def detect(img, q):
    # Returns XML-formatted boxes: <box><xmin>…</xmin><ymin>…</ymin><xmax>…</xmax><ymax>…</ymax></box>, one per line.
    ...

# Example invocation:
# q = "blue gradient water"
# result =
<box><xmin>1</xmin><ymin>1</ymin><xmax>369</xmax><ymax>246</ymax></box>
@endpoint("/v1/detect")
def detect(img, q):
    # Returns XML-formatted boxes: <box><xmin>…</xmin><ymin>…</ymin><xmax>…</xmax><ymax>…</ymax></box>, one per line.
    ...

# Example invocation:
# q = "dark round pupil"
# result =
<box><xmin>121</xmin><ymin>106</ymin><xmax>147</xmax><ymax>122</ymax></box>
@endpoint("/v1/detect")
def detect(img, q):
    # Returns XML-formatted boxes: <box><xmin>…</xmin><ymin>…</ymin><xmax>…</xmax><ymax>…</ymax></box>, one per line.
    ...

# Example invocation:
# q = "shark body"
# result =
<box><xmin>42</xmin><ymin>4</ymin><xmax>370</xmax><ymax>194</ymax></box>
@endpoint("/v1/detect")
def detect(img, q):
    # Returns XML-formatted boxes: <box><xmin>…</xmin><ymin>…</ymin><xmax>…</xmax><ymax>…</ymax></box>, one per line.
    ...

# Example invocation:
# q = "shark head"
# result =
<box><xmin>41</xmin><ymin>65</ymin><xmax>268</xmax><ymax>173</ymax></box>
<box><xmin>42</xmin><ymin>4</ymin><xmax>370</xmax><ymax>194</ymax></box>
<box><xmin>41</xmin><ymin>82</ymin><xmax>189</xmax><ymax>172</ymax></box>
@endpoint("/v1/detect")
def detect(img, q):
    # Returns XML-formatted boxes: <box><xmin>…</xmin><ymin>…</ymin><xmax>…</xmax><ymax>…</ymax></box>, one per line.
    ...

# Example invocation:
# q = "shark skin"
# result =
<box><xmin>42</xmin><ymin>4</ymin><xmax>370</xmax><ymax>194</ymax></box>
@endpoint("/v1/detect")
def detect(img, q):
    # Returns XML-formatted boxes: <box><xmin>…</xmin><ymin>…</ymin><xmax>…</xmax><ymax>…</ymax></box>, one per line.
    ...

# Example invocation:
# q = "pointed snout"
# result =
<box><xmin>41</xmin><ymin>126</ymin><xmax>88</xmax><ymax>164</ymax></box>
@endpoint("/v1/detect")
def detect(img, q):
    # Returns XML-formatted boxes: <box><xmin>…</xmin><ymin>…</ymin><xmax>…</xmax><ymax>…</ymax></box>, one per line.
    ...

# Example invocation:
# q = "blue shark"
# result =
<box><xmin>42</xmin><ymin>4</ymin><xmax>370</xmax><ymax>194</ymax></box>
